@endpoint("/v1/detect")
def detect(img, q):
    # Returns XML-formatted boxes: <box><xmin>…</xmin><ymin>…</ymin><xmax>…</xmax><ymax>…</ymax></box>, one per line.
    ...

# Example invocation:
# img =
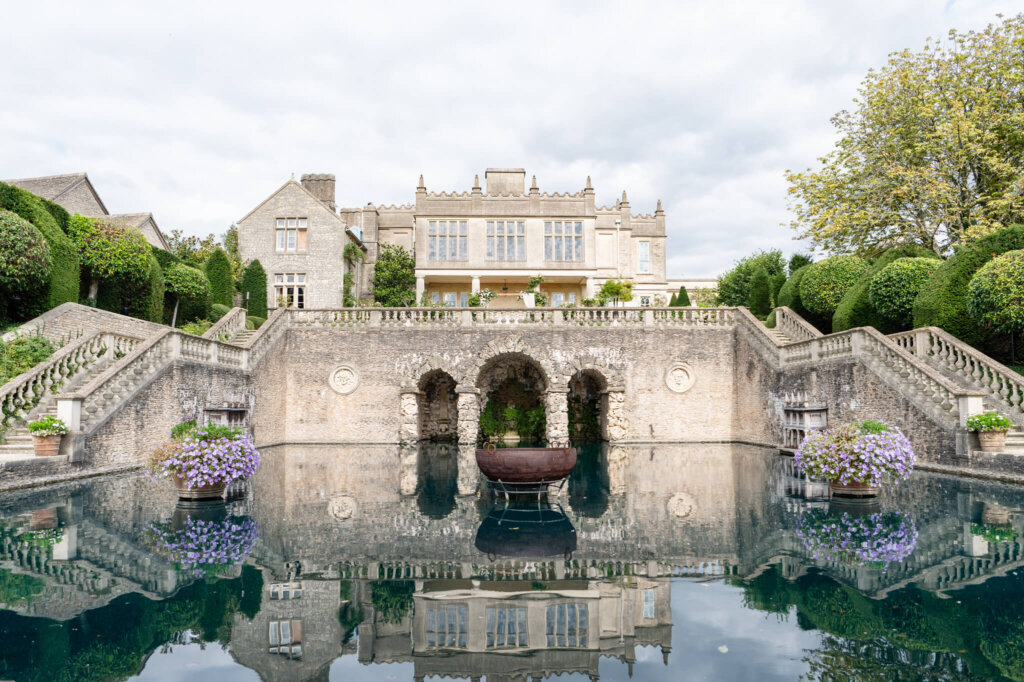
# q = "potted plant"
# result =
<box><xmin>150</xmin><ymin>416</ymin><xmax>260</xmax><ymax>499</ymax></box>
<box><xmin>795</xmin><ymin>420</ymin><xmax>915</xmax><ymax>498</ymax></box>
<box><xmin>796</xmin><ymin>507</ymin><xmax>918</xmax><ymax>568</ymax></box>
<box><xmin>966</xmin><ymin>411</ymin><xmax>1014</xmax><ymax>452</ymax></box>
<box><xmin>26</xmin><ymin>416</ymin><xmax>68</xmax><ymax>457</ymax></box>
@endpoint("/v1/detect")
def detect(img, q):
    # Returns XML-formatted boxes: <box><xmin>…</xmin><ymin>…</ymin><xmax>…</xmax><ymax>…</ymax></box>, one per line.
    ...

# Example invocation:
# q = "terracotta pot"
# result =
<box><xmin>830</xmin><ymin>479</ymin><xmax>880</xmax><ymax>498</ymax></box>
<box><xmin>31</xmin><ymin>434</ymin><xmax>62</xmax><ymax>457</ymax></box>
<box><xmin>29</xmin><ymin>508</ymin><xmax>58</xmax><ymax>530</ymax></box>
<box><xmin>173</xmin><ymin>476</ymin><xmax>226</xmax><ymax>500</ymax></box>
<box><xmin>977</xmin><ymin>430</ymin><xmax>1008</xmax><ymax>453</ymax></box>
<box><xmin>982</xmin><ymin>503</ymin><xmax>1011</xmax><ymax>526</ymax></box>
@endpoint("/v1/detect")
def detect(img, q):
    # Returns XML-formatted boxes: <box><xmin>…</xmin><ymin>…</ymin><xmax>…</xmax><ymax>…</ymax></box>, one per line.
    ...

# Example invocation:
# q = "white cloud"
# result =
<box><xmin>1</xmin><ymin>0</ymin><xmax>1018</xmax><ymax>276</ymax></box>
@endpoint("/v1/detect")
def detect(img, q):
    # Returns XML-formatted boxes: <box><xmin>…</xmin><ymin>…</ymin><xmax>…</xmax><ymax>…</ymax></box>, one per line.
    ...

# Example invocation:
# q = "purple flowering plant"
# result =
<box><xmin>147</xmin><ymin>515</ymin><xmax>258</xmax><ymax>578</ymax></box>
<box><xmin>150</xmin><ymin>415</ymin><xmax>260</xmax><ymax>488</ymax></box>
<box><xmin>794</xmin><ymin>420</ymin><xmax>915</xmax><ymax>486</ymax></box>
<box><xmin>796</xmin><ymin>508</ymin><xmax>918</xmax><ymax>567</ymax></box>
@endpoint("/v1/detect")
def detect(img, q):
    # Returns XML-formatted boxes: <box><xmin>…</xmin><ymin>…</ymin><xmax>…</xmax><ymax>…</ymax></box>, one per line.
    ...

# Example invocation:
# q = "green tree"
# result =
<box><xmin>869</xmin><ymin>257</ymin><xmax>941</xmax><ymax>326</ymax></box>
<box><xmin>717</xmin><ymin>250</ymin><xmax>785</xmax><ymax>306</ymax></box>
<box><xmin>343</xmin><ymin>242</ymin><xmax>364</xmax><ymax>307</ymax></box>
<box><xmin>68</xmin><ymin>215</ymin><xmax>151</xmax><ymax>301</ymax></box>
<box><xmin>222</xmin><ymin>223</ymin><xmax>244</xmax><ymax>289</ymax></box>
<box><xmin>786</xmin><ymin>15</ymin><xmax>1024</xmax><ymax>254</ymax></box>
<box><xmin>166</xmin><ymin>229</ymin><xmax>219</xmax><ymax>267</ymax></box>
<box><xmin>240</xmin><ymin>259</ymin><xmax>268</xmax><ymax>318</ymax></box>
<box><xmin>833</xmin><ymin>245</ymin><xmax>938</xmax><ymax>333</ymax></box>
<box><xmin>747</xmin><ymin>267</ymin><xmax>773</xmax><ymax>316</ymax></box>
<box><xmin>597</xmin><ymin>279</ymin><xmax>633</xmax><ymax>305</ymax></box>
<box><xmin>204</xmin><ymin>247</ymin><xmax>234</xmax><ymax>307</ymax></box>
<box><xmin>789</xmin><ymin>253</ymin><xmax>813</xmax><ymax>274</ymax></box>
<box><xmin>967</xmin><ymin>250</ymin><xmax>1024</xmax><ymax>333</ymax></box>
<box><xmin>372</xmin><ymin>243</ymin><xmax>416</xmax><ymax>307</ymax></box>
<box><xmin>675</xmin><ymin>285</ymin><xmax>691</xmax><ymax>306</ymax></box>
<box><xmin>799</xmin><ymin>255</ymin><xmax>869</xmax><ymax>318</ymax></box>
<box><xmin>164</xmin><ymin>263</ymin><xmax>210</xmax><ymax>327</ymax></box>
<box><xmin>668</xmin><ymin>292</ymin><xmax>678</xmax><ymax>306</ymax></box>
<box><xmin>0</xmin><ymin>210</ymin><xmax>51</xmax><ymax>319</ymax></box>
<box><xmin>769</xmin><ymin>271</ymin><xmax>787</xmax><ymax>307</ymax></box>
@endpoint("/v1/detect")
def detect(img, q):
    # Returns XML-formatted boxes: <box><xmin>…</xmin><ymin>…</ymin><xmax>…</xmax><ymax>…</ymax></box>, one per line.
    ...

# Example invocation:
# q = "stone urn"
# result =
<box><xmin>173</xmin><ymin>475</ymin><xmax>226</xmax><ymax>500</ymax></box>
<box><xmin>829</xmin><ymin>479</ymin><xmax>880</xmax><ymax>498</ymax></box>
<box><xmin>977</xmin><ymin>430</ymin><xmax>1008</xmax><ymax>453</ymax></box>
<box><xmin>31</xmin><ymin>434</ymin><xmax>62</xmax><ymax>457</ymax></box>
<box><xmin>501</xmin><ymin>429</ymin><xmax>522</xmax><ymax>446</ymax></box>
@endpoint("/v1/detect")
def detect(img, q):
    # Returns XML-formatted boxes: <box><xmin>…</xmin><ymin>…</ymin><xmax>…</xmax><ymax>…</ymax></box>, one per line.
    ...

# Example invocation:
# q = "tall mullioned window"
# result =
<box><xmin>546</xmin><ymin>603</ymin><xmax>588</xmax><ymax>647</ymax></box>
<box><xmin>487</xmin><ymin>221</ymin><xmax>525</xmax><ymax>261</ymax></box>
<box><xmin>426</xmin><ymin>604</ymin><xmax>468</xmax><ymax>648</ymax></box>
<box><xmin>544</xmin><ymin>221</ymin><xmax>583</xmax><ymax>261</ymax></box>
<box><xmin>487</xmin><ymin>606</ymin><xmax>527</xmax><ymax>648</ymax></box>
<box><xmin>638</xmin><ymin>241</ymin><xmax>651</xmax><ymax>273</ymax></box>
<box><xmin>274</xmin><ymin>273</ymin><xmax>306</xmax><ymax>308</ymax></box>
<box><xmin>428</xmin><ymin>221</ymin><xmax>467</xmax><ymax>261</ymax></box>
<box><xmin>276</xmin><ymin>218</ymin><xmax>308</xmax><ymax>253</ymax></box>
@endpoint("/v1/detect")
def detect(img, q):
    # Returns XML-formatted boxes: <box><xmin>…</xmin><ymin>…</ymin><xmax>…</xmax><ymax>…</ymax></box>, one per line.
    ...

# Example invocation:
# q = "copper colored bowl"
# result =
<box><xmin>475</xmin><ymin>447</ymin><xmax>577</xmax><ymax>483</ymax></box>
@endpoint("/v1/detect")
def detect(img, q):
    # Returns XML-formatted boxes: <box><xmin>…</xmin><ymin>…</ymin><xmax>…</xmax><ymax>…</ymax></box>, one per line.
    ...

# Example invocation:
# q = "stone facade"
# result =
<box><xmin>237</xmin><ymin>168</ymin><xmax>670</xmax><ymax>309</ymax></box>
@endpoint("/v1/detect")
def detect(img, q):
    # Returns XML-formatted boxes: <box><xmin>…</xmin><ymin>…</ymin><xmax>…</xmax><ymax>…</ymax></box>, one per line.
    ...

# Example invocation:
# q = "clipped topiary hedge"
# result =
<box><xmin>0</xmin><ymin>182</ymin><xmax>80</xmax><ymax>318</ymax></box>
<box><xmin>205</xmin><ymin>247</ymin><xmax>234</xmax><ymax>307</ymax></box>
<box><xmin>777</xmin><ymin>264</ymin><xmax>811</xmax><ymax>314</ymax></box>
<box><xmin>913</xmin><ymin>224</ymin><xmax>1024</xmax><ymax>347</ymax></box>
<box><xmin>832</xmin><ymin>245</ymin><xmax>937</xmax><ymax>333</ymax></box>
<box><xmin>246</xmin><ymin>315</ymin><xmax>265</xmax><ymax>330</ymax></box>
<box><xmin>0</xmin><ymin>210</ymin><xmax>51</xmax><ymax>308</ymax></box>
<box><xmin>967</xmin><ymin>250</ymin><xmax>1024</xmax><ymax>334</ymax></box>
<box><xmin>240</xmin><ymin>259</ymin><xmax>267</xmax><ymax>318</ymax></box>
<box><xmin>800</xmin><ymin>255</ymin><xmax>869</xmax><ymax>319</ymax></box>
<box><xmin>869</xmin><ymin>257</ymin><xmax>941</xmax><ymax>327</ymax></box>
<box><xmin>210</xmin><ymin>303</ymin><xmax>231</xmax><ymax>322</ymax></box>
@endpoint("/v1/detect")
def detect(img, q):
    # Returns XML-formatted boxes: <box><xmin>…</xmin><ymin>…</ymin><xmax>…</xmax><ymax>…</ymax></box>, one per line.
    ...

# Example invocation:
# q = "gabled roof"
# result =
<box><xmin>237</xmin><ymin>178</ymin><xmax>342</xmax><ymax>225</ymax></box>
<box><xmin>106</xmin><ymin>212</ymin><xmax>170</xmax><ymax>250</ymax></box>
<box><xmin>3</xmin><ymin>172</ymin><xmax>109</xmax><ymax>215</ymax></box>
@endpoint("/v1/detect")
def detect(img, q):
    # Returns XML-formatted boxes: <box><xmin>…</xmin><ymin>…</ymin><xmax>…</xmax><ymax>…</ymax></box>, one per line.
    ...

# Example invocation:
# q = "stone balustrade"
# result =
<box><xmin>773</xmin><ymin>306</ymin><xmax>822</xmax><ymax>342</ymax></box>
<box><xmin>203</xmin><ymin>306</ymin><xmax>248</xmax><ymax>342</ymax></box>
<box><xmin>0</xmin><ymin>331</ymin><xmax>141</xmax><ymax>430</ymax></box>
<box><xmin>891</xmin><ymin>326</ymin><xmax>1024</xmax><ymax>424</ymax></box>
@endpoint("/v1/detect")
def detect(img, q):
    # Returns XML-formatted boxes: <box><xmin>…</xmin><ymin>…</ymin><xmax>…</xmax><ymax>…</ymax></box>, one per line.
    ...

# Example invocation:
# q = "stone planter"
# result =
<box><xmin>173</xmin><ymin>476</ymin><xmax>226</xmax><ymax>500</ymax></box>
<box><xmin>982</xmin><ymin>502</ymin><xmax>1011</xmax><ymax>526</ymax></box>
<box><xmin>31</xmin><ymin>434</ymin><xmax>62</xmax><ymax>457</ymax></box>
<box><xmin>830</xmin><ymin>479</ymin><xmax>880</xmax><ymax>498</ymax></box>
<box><xmin>501</xmin><ymin>427</ymin><xmax>521</xmax><ymax>446</ymax></box>
<box><xmin>977</xmin><ymin>430</ymin><xmax>1008</xmax><ymax>453</ymax></box>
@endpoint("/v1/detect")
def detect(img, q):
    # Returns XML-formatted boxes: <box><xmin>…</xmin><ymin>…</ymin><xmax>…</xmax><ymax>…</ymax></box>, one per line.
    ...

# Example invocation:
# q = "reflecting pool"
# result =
<box><xmin>1</xmin><ymin>442</ymin><xmax>1023</xmax><ymax>681</ymax></box>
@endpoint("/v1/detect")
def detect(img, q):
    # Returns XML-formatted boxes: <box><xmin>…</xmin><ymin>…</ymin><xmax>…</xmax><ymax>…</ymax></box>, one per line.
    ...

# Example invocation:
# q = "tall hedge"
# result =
<box><xmin>0</xmin><ymin>182</ymin><xmax>80</xmax><ymax>318</ymax></box>
<box><xmin>832</xmin><ymin>245</ymin><xmax>937</xmax><ymax>333</ymax></box>
<box><xmin>153</xmin><ymin>246</ymin><xmax>209</xmax><ymax>325</ymax></box>
<box><xmin>240</xmin><ymin>259</ymin><xmax>267</xmax><ymax>318</ymax></box>
<box><xmin>717</xmin><ymin>249</ymin><xmax>785</xmax><ymax>306</ymax></box>
<box><xmin>675</xmin><ymin>285</ymin><xmax>691</xmax><ymax>306</ymax></box>
<box><xmin>204</xmin><ymin>247</ymin><xmax>233</xmax><ymax>307</ymax></box>
<box><xmin>777</xmin><ymin>265</ymin><xmax>811</xmax><ymax>314</ymax></box>
<box><xmin>913</xmin><ymin>225</ymin><xmax>1024</xmax><ymax>347</ymax></box>
<box><xmin>800</xmin><ymin>255</ymin><xmax>869</xmax><ymax>319</ymax></box>
<box><xmin>747</xmin><ymin>268</ymin><xmax>773</xmax><ymax>317</ymax></box>
<box><xmin>93</xmin><ymin>251</ymin><xmax>164</xmax><ymax>322</ymax></box>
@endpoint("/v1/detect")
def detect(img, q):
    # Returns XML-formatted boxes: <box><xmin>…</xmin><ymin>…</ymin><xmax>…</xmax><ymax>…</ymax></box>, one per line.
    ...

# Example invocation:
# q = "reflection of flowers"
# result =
<box><xmin>796</xmin><ymin>508</ymin><xmax>918</xmax><ymax>567</ymax></box>
<box><xmin>971</xmin><ymin>523</ymin><xmax>1017</xmax><ymax>544</ymax></box>
<box><xmin>148</xmin><ymin>516</ymin><xmax>258</xmax><ymax>577</ymax></box>
<box><xmin>19</xmin><ymin>527</ymin><xmax>64</xmax><ymax>550</ymax></box>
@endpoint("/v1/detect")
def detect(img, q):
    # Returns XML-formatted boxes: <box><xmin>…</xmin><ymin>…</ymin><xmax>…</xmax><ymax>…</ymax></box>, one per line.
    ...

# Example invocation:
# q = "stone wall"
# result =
<box><xmin>3</xmin><ymin>302</ymin><xmax>165</xmax><ymax>344</ymax></box>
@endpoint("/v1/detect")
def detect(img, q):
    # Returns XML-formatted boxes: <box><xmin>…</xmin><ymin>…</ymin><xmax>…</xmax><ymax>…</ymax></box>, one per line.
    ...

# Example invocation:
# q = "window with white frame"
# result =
<box><xmin>427</xmin><ymin>604</ymin><xmax>468</xmax><ymax>648</ymax></box>
<box><xmin>274</xmin><ymin>273</ymin><xmax>307</xmax><ymax>308</ymax></box>
<box><xmin>270</xmin><ymin>582</ymin><xmax>302</xmax><ymax>600</ymax></box>
<box><xmin>443</xmin><ymin>292</ymin><xmax>457</xmax><ymax>307</ymax></box>
<box><xmin>638</xmin><ymin>241</ymin><xmax>651</xmax><ymax>274</ymax></box>
<box><xmin>568</xmin><ymin>293</ymin><xmax>577</xmax><ymax>305</ymax></box>
<box><xmin>428</xmin><ymin>220</ymin><xmax>468</xmax><ymax>261</ymax></box>
<box><xmin>268</xmin><ymin>619</ymin><xmax>302</xmax><ymax>659</ymax></box>
<box><xmin>487</xmin><ymin>606</ymin><xmax>527</xmax><ymax>648</ymax></box>
<box><xmin>460</xmin><ymin>292</ymin><xmax>469</xmax><ymax>307</ymax></box>
<box><xmin>643</xmin><ymin>589</ymin><xmax>655</xmax><ymax>619</ymax></box>
<box><xmin>640</xmin><ymin>296</ymin><xmax>651</xmax><ymax>307</ymax></box>
<box><xmin>487</xmin><ymin>221</ymin><xmax>525</xmax><ymax>261</ymax></box>
<box><xmin>545</xmin><ymin>221</ymin><xmax>583</xmax><ymax>262</ymax></box>
<box><xmin>546</xmin><ymin>603</ymin><xmax>588</xmax><ymax>647</ymax></box>
<box><xmin>276</xmin><ymin>218</ymin><xmax>308</xmax><ymax>253</ymax></box>
<box><xmin>551</xmin><ymin>292</ymin><xmax>565</xmax><ymax>307</ymax></box>
<box><xmin>431</xmin><ymin>292</ymin><xmax>440</xmax><ymax>305</ymax></box>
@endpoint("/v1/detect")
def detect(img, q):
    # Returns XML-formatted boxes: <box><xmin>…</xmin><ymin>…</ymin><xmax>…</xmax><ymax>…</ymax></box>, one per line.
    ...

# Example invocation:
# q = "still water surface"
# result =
<box><xmin>0</xmin><ymin>442</ymin><xmax>1023</xmax><ymax>681</ymax></box>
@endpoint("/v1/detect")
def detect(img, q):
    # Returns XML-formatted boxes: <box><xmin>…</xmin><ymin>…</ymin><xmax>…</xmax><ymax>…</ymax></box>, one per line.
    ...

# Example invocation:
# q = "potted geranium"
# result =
<box><xmin>26</xmin><ymin>416</ymin><xmax>68</xmax><ymax>457</ymax></box>
<box><xmin>147</xmin><ymin>514</ymin><xmax>258</xmax><ymax>578</ymax></box>
<box><xmin>796</xmin><ymin>507</ymin><xmax>918</xmax><ymax>568</ymax></box>
<box><xmin>966</xmin><ymin>412</ymin><xmax>1014</xmax><ymax>453</ymax></box>
<box><xmin>795</xmin><ymin>420</ymin><xmax>915</xmax><ymax>498</ymax></box>
<box><xmin>150</xmin><ymin>416</ymin><xmax>260</xmax><ymax>499</ymax></box>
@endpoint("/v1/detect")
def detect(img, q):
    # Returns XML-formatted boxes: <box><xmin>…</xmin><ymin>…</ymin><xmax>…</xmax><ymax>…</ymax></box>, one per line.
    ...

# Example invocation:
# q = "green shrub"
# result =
<box><xmin>869</xmin><ymin>257</ymin><xmax>941</xmax><ymax>326</ymax></box>
<box><xmin>675</xmin><ymin>285</ymin><xmax>691</xmax><ymax>306</ymax></box>
<box><xmin>717</xmin><ymin>249</ymin><xmax>785</xmax><ymax>306</ymax></box>
<box><xmin>372</xmin><ymin>243</ymin><xmax>416</xmax><ymax>307</ymax></box>
<box><xmin>94</xmin><ymin>250</ymin><xmax>165</xmax><ymax>322</ymax></box>
<box><xmin>765</xmin><ymin>310</ymin><xmax>777</xmax><ymax>328</ymax></box>
<box><xmin>246</xmin><ymin>315</ymin><xmax>265</xmax><ymax>329</ymax></box>
<box><xmin>0</xmin><ymin>210</ymin><xmax>51</xmax><ymax>313</ymax></box>
<box><xmin>800</xmin><ymin>255</ymin><xmax>869</xmax><ymax>318</ymax></box>
<box><xmin>0</xmin><ymin>335</ymin><xmax>54</xmax><ymax>385</ymax></box>
<box><xmin>165</xmin><ymin>263</ymin><xmax>210</xmax><ymax>326</ymax></box>
<box><xmin>240</xmin><ymin>259</ymin><xmax>267</xmax><ymax>318</ymax></box>
<box><xmin>597</xmin><ymin>279</ymin><xmax>633</xmax><ymax>305</ymax></box>
<box><xmin>968</xmin><ymin>250</ymin><xmax>1024</xmax><ymax>334</ymax></box>
<box><xmin>832</xmin><ymin>246</ymin><xmax>937</xmax><ymax>333</ymax></box>
<box><xmin>788</xmin><ymin>253</ymin><xmax>813</xmax><ymax>274</ymax></box>
<box><xmin>747</xmin><ymin>267</ymin><xmax>772</xmax><ymax>316</ymax></box>
<box><xmin>0</xmin><ymin>182</ymin><xmax>80</xmax><ymax>318</ymax></box>
<box><xmin>777</xmin><ymin>265</ymin><xmax>809</xmax><ymax>310</ymax></box>
<box><xmin>210</xmin><ymin>303</ymin><xmax>231</xmax><ymax>322</ymax></box>
<box><xmin>965</xmin><ymin>411</ymin><xmax>1014</xmax><ymax>432</ymax></box>
<box><xmin>181</xmin><ymin>319</ymin><xmax>213</xmax><ymax>336</ymax></box>
<box><xmin>204</xmin><ymin>247</ymin><xmax>234</xmax><ymax>307</ymax></box>
<box><xmin>26</xmin><ymin>415</ymin><xmax>67</xmax><ymax>436</ymax></box>
<box><xmin>913</xmin><ymin>225</ymin><xmax>1024</xmax><ymax>346</ymax></box>
<box><xmin>668</xmin><ymin>293</ymin><xmax>677</xmax><ymax>306</ymax></box>
<box><xmin>769</xmin><ymin>271</ymin><xmax>786</xmax><ymax>306</ymax></box>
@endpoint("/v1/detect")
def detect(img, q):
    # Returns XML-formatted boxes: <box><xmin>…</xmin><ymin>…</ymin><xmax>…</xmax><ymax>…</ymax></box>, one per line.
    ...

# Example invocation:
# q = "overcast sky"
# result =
<box><xmin>1</xmin><ymin>1</ymin><xmax>1018</xmax><ymax>278</ymax></box>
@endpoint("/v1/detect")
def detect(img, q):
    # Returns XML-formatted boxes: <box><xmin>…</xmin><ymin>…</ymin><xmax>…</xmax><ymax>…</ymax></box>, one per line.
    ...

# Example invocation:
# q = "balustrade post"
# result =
<box><xmin>913</xmin><ymin>329</ymin><xmax>930</xmax><ymax>357</ymax></box>
<box><xmin>958</xmin><ymin>395</ymin><xmax>984</xmax><ymax>428</ymax></box>
<box><xmin>209</xmin><ymin>341</ymin><xmax>218</xmax><ymax>364</ymax></box>
<box><xmin>642</xmin><ymin>309</ymin><xmax>654</xmax><ymax>328</ymax></box>
<box><xmin>460</xmin><ymin>309</ymin><xmax>473</xmax><ymax>328</ymax></box>
<box><xmin>370</xmin><ymin>310</ymin><xmax>382</xmax><ymax>328</ymax></box>
<box><xmin>170</xmin><ymin>332</ymin><xmax>182</xmax><ymax>360</ymax></box>
<box><xmin>102</xmin><ymin>333</ymin><xmax>117</xmax><ymax>362</ymax></box>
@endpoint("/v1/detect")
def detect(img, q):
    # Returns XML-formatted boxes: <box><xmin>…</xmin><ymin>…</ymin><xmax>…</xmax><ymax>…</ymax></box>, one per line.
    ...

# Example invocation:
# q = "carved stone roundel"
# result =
<box><xmin>328</xmin><ymin>495</ymin><xmax>357</xmax><ymax>521</ymax></box>
<box><xmin>665</xmin><ymin>363</ymin><xmax>695</xmax><ymax>393</ymax></box>
<box><xmin>667</xmin><ymin>492</ymin><xmax>695</xmax><ymax>518</ymax></box>
<box><xmin>329</xmin><ymin>365</ymin><xmax>359</xmax><ymax>395</ymax></box>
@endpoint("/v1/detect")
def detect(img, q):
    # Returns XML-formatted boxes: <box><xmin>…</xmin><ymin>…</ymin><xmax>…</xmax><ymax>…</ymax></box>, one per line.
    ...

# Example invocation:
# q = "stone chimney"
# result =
<box><xmin>301</xmin><ymin>173</ymin><xmax>336</xmax><ymax>212</ymax></box>
<box><xmin>484</xmin><ymin>168</ymin><xmax>526</xmax><ymax>196</ymax></box>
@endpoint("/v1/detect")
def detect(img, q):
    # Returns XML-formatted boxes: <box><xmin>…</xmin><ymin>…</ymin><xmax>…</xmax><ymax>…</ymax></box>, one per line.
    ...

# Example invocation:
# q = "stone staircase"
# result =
<box><xmin>764</xmin><ymin>327</ymin><xmax>792</xmax><ymax>345</ymax></box>
<box><xmin>230</xmin><ymin>328</ymin><xmax>257</xmax><ymax>344</ymax></box>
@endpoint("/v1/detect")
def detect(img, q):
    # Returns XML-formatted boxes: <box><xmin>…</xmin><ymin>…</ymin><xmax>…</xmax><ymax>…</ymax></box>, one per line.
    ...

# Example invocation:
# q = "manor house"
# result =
<box><xmin>237</xmin><ymin>168</ymin><xmax>674</xmax><ymax>308</ymax></box>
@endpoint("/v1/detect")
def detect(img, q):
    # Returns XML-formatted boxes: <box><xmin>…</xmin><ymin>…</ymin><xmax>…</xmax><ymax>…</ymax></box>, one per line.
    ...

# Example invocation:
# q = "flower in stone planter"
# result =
<box><xmin>26</xmin><ymin>415</ymin><xmax>68</xmax><ymax>437</ymax></box>
<box><xmin>794</xmin><ymin>420</ymin><xmax>914</xmax><ymax>486</ymax></box>
<box><xmin>150</xmin><ymin>420</ymin><xmax>260</xmax><ymax>488</ymax></box>
<box><xmin>147</xmin><ymin>515</ymin><xmax>258</xmax><ymax>578</ymax></box>
<box><xmin>18</xmin><ymin>526</ymin><xmax>64</xmax><ymax>551</ymax></box>
<box><xmin>796</xmin><ymin>508</ymin><xmax>918</xmax><ymax>567</ymax></box>
<box><xmin>965</xmin><ymin>412</ymin><xmax>1014</xmax><ymax>432</ymax></box>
